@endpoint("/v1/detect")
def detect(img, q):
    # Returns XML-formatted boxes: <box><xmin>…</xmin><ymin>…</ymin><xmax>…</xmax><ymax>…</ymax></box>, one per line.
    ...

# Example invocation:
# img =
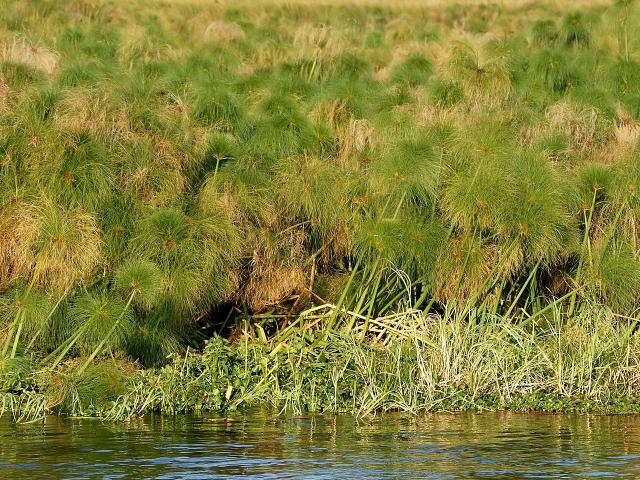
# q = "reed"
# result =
<box><xmin>104</xmin><ymin>300</ymin><xmax>640</xmax><ymax>419</ymax></box>
<box><xmin>1</xmin><ymin>0</ymin><xmax>640</xmax><ymax>419</ymax></box>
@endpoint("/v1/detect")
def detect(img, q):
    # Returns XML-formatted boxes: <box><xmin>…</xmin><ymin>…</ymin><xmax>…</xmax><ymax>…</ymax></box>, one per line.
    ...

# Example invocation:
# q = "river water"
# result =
<box><xmin>1</xmin><ymin>411</ymin><xmax>640</xmax><ymax>478</ymax></box>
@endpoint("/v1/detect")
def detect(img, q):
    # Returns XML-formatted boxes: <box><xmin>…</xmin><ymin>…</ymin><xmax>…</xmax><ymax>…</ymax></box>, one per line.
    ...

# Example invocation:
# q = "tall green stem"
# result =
<box><xmin>568</xmin><ymin>189</ymin><xmax>597</xmax><ymax>317</ymax></box>
<box><xmin>77</xmin><ymin>291</ymin><xmax>136</xmax><ymax>375</ymax></box>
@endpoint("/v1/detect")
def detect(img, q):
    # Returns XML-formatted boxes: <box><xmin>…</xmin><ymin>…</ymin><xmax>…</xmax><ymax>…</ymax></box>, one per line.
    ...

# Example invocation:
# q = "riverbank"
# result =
<box><xmin>5</xmin><ymin>301</ymin><xmax>640</xmax><ymax>421</ymax></box>
<box><xmin>113</xmin><ymin>311</ymin><xmax>640</xmax><ymax>418</ymax></box>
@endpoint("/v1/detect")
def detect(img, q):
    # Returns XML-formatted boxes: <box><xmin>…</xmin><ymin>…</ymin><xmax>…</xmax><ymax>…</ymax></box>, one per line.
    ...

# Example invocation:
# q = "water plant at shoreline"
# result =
<box><xmin>111</xmin><ymin>303</ymin><xmax>640</xmax><ymax>419</ymax></box>
<box><xmin>2</xmin><ymin>0</ymin><xmax>640</xmax><ymax>419</ymax></box>
<box><xmin>6</xmin><ymin>298</ymin><xmax>640</xmax><ymax>421</ymax></box>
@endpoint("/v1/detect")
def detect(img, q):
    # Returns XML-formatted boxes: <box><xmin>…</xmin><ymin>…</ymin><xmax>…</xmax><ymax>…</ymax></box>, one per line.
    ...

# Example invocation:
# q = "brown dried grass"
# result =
<box><xmin>245</xmin><ymin>228</ymin><xmax>308</xmax><ymax>311</ymax></box>
<box><xmin>0</xmin><ymin>199</ymin><xmax>103</xmax><ymax>291</ymax></box>
<box><xmin>0</xmin><ymin>40</ymin><xmax>59</xmax><ymax>76</ymax></box>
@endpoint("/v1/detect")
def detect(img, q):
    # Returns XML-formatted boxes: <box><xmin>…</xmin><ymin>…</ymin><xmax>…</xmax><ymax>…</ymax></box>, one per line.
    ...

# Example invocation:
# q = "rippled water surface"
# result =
<box><xmin>2</xmin><ymin>412</ymin><xmax>640</xmax><ymax>478</ymax></box>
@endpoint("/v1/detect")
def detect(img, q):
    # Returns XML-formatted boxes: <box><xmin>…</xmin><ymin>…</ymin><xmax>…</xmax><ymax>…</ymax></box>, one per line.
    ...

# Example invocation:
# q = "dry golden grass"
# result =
<box><xmin>246</xmin><ymin>228</ymin><xmax>308</xmax><ymax>311</ymax></box>
<box><xmin>155</xmin><ymin>0</ymin><xmax>608</xmax><ymax>6</ymax></box>
<box><xmin>202</xmin><ymin>20</ymin><xmax>246</xmax><ymax>43</ymax></box>
<box><xmin>613</xmin><ymin>104</ymin><xmax>640</xmax><ymax>148</ymax></box>
<box><xmin>0</xmin><ymin>199</ymin><xmax>103</xmax><ymax>291</ymax></box>
<box><xmin>337</xmin><ymin>118</ymin><xmax>375</xmax><ymax>168</ymax></box>
<box><xmin>546</xmin><ymin>102</ymin><xmax>600</xmax><ymax>151</ymax></box>
<box><xmin>0</xmin><ymin>40</ymin><xmax>59</xmax><ymax>76</ymax></box>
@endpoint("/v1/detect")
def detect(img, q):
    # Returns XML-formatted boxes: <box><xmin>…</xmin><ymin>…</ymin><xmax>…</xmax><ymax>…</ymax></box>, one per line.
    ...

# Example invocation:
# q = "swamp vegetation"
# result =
<box><xmin>2</xmin><ymin>0</ymin><xmax>640</xmax><ymax>420</ymax></box>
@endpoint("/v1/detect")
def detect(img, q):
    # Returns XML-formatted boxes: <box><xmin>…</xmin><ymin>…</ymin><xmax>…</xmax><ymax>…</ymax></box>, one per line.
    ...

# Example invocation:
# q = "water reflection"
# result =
<box><xmin>1</xmin><ymin>411</ymin><xmax>640</xmax><ymax>478</ymax></box>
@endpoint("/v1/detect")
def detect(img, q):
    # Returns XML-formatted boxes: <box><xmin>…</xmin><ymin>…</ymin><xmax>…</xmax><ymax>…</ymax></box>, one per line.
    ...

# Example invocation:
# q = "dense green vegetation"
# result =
<box><xmin>2</xmin><ymin>0</ymin><xmax>640</xmax><ymax>419</ymax></box>
<box><xmin>8</xmin><ymin>303</ymin><xmax>640</xmax><ymax>421</ymax></box>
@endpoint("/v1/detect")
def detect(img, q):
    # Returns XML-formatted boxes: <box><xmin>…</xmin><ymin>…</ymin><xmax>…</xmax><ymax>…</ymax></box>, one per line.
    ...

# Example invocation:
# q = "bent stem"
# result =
<box><xmin>25</xmin><ymin>290</ymin><xmax>69</xmax><ymax>352</ymax></box>
<box><xmin>504</xmin><ymin>259</ymin><xmax>542</xmax><ymax>320</ymax></box>
<box><xmin>76</xmin><ymin>290</ymin><xmax>137</xmax><ymax>375</ymax></box>
<box><xmin>3</xmin><ymin>279</ymin><xmax>37</xmax><ymax>359</ymax></box>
